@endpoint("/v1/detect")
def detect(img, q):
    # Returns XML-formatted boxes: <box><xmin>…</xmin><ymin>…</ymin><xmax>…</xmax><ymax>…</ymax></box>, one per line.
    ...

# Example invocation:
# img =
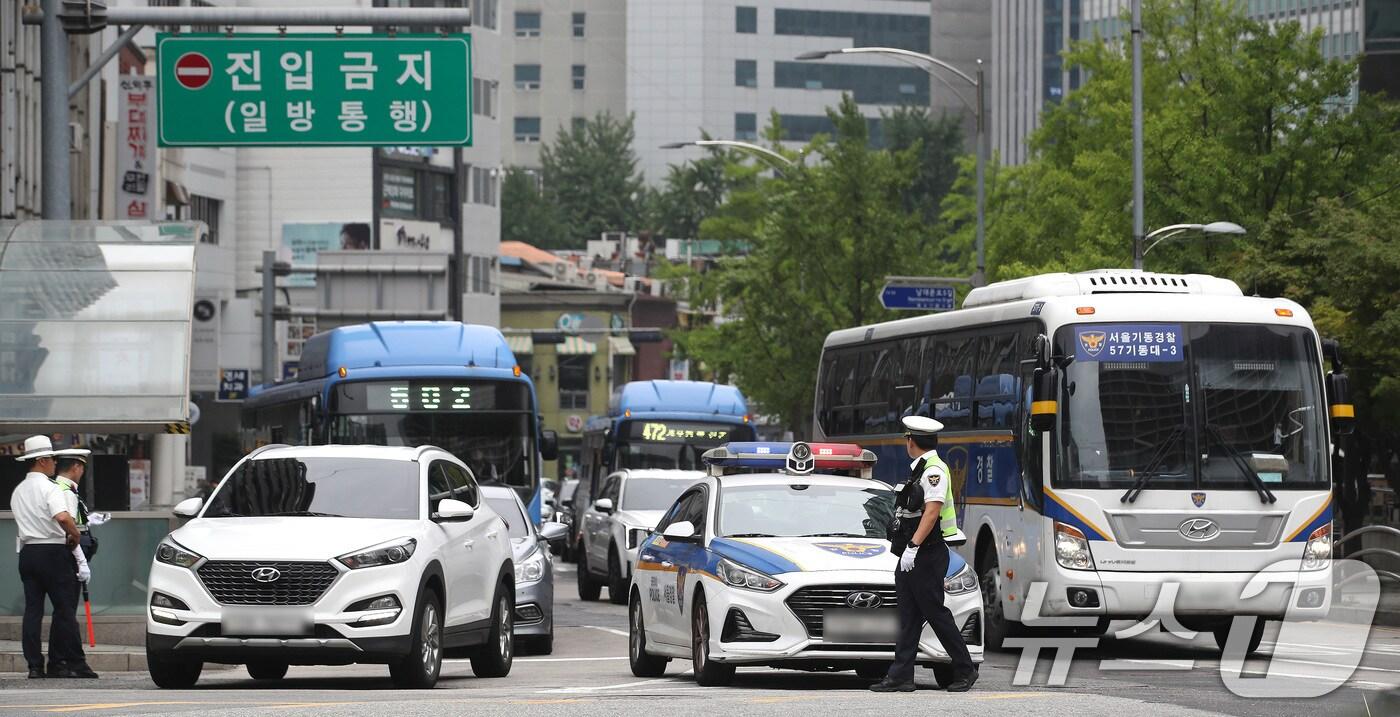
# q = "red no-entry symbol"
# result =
<box><xmin>174</xmin><ymin>52</ymin><xmax>213</xmax><ymax>90</ymax></box>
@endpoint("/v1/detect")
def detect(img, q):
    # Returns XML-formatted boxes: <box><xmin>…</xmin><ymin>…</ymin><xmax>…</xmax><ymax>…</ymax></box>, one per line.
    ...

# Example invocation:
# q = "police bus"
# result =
<box><xmin>243</xmin><ymin>321</ymin><xmax>558</xmax><ymax>522</ymax></box>
<box><xmin>568</xmin><ymin>381</ymin><xmax>756</xmax><ymax>558</ymax></box>
<box><xmin>814</xmin><ymin>270</ymin><xmax>1352</xmax><ymax>653</ymax></box>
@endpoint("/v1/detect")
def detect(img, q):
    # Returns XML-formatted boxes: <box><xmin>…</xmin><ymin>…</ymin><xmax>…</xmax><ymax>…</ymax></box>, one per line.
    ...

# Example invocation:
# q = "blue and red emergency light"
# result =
<box><xmin>703</xmin><ymin>441</ymin><xmax>877</xmax><ymax>478</ymax></box>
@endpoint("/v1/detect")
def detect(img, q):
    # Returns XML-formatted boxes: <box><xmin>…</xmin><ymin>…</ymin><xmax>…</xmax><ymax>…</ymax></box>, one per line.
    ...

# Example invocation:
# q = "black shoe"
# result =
<box><xmin>869</xmin><ymin>677</ymin><xmax>917</xmax><ymax>692</ymax></box>
<box><xmin>27</xmin><ymin>668</ymin><xmax>45</xmax><ymax>679</ymax></box>
<box><xmin>945</xmin><ymin>669</ymin><xmax>979</xmax><ymax>693</ymax></box>
<box><xmin>50</xmin><ymin>665</ymin><xmax>98</xmax><ymax>679</ymax></box>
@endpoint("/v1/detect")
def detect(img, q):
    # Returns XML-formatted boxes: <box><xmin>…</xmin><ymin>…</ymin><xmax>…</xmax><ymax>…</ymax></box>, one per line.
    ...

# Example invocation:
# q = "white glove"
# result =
<box><xmin>73</xmin><ymin>546</ymin><xmax>91</xmax><ymax>583</ymax></box>
<box><xmin>899</xmin><ymin>543</ymin><xmax>919</xmax><ymax>572</ymax></box>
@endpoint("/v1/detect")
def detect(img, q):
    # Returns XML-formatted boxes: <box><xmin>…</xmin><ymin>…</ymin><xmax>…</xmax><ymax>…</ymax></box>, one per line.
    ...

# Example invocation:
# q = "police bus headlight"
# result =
<box><xmin>1054</xmin><ymin>522</ymin><xmax>1095</xmax><ymax>571</ymax></box>
<box><xmin>1303</xmin><ymin>524</ymin><xmax>1331</xmax><ymax>570</ymax></box>
<box><xmin>943</xmin><ymin>564</ymin><xmax>979</xmax><ymax>595</ymax></box>
<box><xmin>515</xmin><ymin>546</ymin><xmax>547</xmax><ymax>585</ymax></box>
<box><xmin>155</xmin><ymin>539</ymin><xmax>203</xmax><ymax>570</ymax></box>
<box><xmin>716</xmin><ymin>558</ymin><xmax>784</xmax><ymax>592</ymax></box>
<box><xmin>337</xmin><ymin>537</ymin><xmax>417</xmax><ymax>570</ymax></box>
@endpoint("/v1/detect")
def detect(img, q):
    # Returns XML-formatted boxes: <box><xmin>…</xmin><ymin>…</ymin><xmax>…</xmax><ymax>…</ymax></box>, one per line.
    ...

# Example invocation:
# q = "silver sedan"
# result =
<box><xmin>482</xmin><ymin>485</ymin><xmax>568</xmax><ymax>655</ymax></box>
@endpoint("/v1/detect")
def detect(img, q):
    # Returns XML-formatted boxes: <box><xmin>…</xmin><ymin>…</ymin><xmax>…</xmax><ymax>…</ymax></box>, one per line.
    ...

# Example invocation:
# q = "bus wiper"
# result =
<box><xmin>1121</xmin><ymin>425</ymin><xmax>1186</xmax><ymax>504</ymax></box>
<box><xmin>1204</xmin><ymin>424</ymin><xmax>1278</xmax><ymax>504</ymax></box>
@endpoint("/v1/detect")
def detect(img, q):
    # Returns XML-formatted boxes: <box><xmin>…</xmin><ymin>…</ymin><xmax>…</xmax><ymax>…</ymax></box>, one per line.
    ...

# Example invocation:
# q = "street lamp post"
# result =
<box><xmin>1138</xmin><ymin>221</ymin><xmax>1246</xmax><ymax>265</ymax></box>
<box><xmin>797</xmin><ymin>47</ymin><xmax>987</xmax><ymax>287</ymax></box>
<box><xmin>659</xmin><ymin>139</ymin><xmax>797</xmax><ymax>173</ymax></box>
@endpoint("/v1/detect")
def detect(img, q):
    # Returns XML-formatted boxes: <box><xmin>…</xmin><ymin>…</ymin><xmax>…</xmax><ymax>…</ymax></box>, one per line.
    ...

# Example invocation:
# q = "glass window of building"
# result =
<box><xmin>773</xmin><ymin>9</ymin><xmax>929</xmax><ymax>53</ymax></box>
<box><xmin>514</xmin><ymin>11</ymin><xmax>541</xmax><ymax>37</ymax></box>
<box><xmin>190</xmin><ymin>195</ymin><xmax>221</xmax><ymax>244</ymax></box>
<box><xmin>476</xmin><ymin>0</ymin><xmax>498</xmax><ymax>30</ymax></box>
<box><xmin>735</xmin><ymin>59</ymin><xmax>757</xmax><ymax>87</ymax></box>
<box><xmin>514</xmin><ymin>116</ymin><xmax>541</xmax><ymax>142</ymax></box>
<box><xmin>573</xmin><ymin>12</ymin><xmax>586</xmax><ymax>37</ymax></box>
<box><xmin>773</xmin><ymin>62</ymin><xmax>928</xmax><ymax>104</ymax></box>
<box><xmin>572</xmin><ymin>64</ymin><xmax>586</xmax><ymax>90</ymax></box>
<box><xmin>515</xmin><ymin>64</ymin><xmax>541</xmax><ymax>90</ymax></box>
<box><xmin>734</xmin><ymin>112</ymin><xmax>757</xmax><ymax>141</ymax></box>
<box><xmin>736</xmin><ymin>6</ymin><xmax>758</xmax><ymax>33</ymax></box>
<box><xmin>558</xmin><ymin>355</ymin><xmax>590</xmax><ymax>410</ymax></box>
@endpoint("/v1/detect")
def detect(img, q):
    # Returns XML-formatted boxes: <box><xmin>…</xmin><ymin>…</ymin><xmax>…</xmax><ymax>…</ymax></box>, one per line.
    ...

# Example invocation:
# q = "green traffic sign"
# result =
<box><xmin>156</xmin><ymin>33</ymin><xmax>472</xmax><ymax>147</ymax></box>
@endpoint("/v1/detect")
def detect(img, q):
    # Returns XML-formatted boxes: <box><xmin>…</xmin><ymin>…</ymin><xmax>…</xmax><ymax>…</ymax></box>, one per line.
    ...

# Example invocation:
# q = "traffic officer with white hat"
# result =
<box><xmin>869</xmin><ymin>416</ymin><xmax>977</xmax><ymax>693</ymax></box>
<box><xmin>9</xmin><ymin>436</ymin><xmax>87</xmax><ymax>679</ymax></box>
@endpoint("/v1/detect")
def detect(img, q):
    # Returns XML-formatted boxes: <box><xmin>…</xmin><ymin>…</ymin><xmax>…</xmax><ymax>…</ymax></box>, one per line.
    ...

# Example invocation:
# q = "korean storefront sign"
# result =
<box><xmin>117</xmin><ymin>76</ymin><xmax>159</xmax><ymax>219</ymax></box>
<box><xmin>156</xmin><ymin>34</ymin><xmax>472</xmax><ymax>147</ymax></box>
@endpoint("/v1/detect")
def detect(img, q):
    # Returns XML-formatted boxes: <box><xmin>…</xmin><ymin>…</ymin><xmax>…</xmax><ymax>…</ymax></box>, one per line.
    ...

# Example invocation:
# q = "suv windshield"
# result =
<box><xmin>205</xmin><ymin>457</ymin><xmax>419</xmax><ymax>519</ymax></box>
<box><xmin>1056</xmin><ymin>322</ymin><xmax>1326</xmax><ymax>490</ymax></box>
<box><xmin>614</xmin><ymin>420</ymin><xmax>754</xmax><ymax>470</ymax></box>
<box><xmin>718</xmin><ymin>484</ymin><xmax>895</xmax><ymax>538</ymax></box>
<box><xmin>621</xmin><ymin>478</ymin><xmax>695</xmax><ymax>511</ymax></box>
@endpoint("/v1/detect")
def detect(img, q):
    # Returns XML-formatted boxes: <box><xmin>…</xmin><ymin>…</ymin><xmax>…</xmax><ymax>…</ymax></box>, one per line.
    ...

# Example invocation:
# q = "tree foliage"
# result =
<box><xmin>500</xmin><ymin>167</ymin><xmax>568</xmax><ymax>248</ymax></box>
<box><xmin>537</xmin><ymin>112</ymin><xmax>645</xmax><ymax>249</ymax></box>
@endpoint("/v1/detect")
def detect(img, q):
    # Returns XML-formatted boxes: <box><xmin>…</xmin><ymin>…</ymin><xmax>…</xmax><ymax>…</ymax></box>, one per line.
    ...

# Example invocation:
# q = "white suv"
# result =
<box><xmin>145</xmin><ymin>444</ymin><xmax>515</xmax><ymax>689</ymax></box>
<box><xmin>578</xmin><ymin>470</ymin><xmax>704</xmax><ymax>604</ymax></box>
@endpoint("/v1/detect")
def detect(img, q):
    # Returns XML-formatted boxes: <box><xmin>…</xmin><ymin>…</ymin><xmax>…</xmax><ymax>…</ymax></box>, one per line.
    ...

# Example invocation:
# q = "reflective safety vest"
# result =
<box><xmin>898</xmin><ymin>451</ymin><xmax>960</xmax><ymax>542</ymax></box>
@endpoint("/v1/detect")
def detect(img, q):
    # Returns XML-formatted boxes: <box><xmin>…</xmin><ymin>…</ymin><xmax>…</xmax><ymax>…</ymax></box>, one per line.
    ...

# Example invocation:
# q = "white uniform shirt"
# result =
<box><xmin>895</xmin><ymin>450</ymin><xmax>952</xmax><ymax>519</ymax></box>
<box><xmin>11</xmin><ymin>472</ymin><xmax>70</xmax><ymax>552</ymax></box>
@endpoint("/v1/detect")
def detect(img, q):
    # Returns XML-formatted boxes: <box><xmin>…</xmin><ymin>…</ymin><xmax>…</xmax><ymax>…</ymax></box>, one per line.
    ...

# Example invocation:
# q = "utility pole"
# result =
<box><xmin>262</xmin><ymin>251</ymin><xmax>278</xmax><ymax>385</ymax></box>
<box><xmin>40</xmin><ymin>0</ymin><xmax>71</xmax><ymax>219</ymax></box>
<box><xmin>1131</xmin><ymin>0</ymin><xmax>1145</xmax><ymax>270</ymax></box>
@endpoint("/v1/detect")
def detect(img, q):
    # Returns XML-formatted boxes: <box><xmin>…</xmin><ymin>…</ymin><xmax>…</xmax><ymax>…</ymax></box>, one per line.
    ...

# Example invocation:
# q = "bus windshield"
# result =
<box><xmin>1055</xmin><ymin>322</ymin><xmax>1327</xmax><ymax>490</ymax></box>
<box><xmin>328</xmin><ymin>379</ymin><xmax>536</xmax><ymax>493</ymax></box>
<box><xmin>614</xmin><ymin>420</ymin><xmax>755</xmax><ymax>470</ymax></box>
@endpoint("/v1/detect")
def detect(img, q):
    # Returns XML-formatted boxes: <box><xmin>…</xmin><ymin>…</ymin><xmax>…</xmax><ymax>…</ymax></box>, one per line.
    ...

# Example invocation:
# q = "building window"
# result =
<box><xmin>773</xmin><ymin>62</ymin><xmax>929</xmax><ymax>104</ymax></box>
<box><xmin>472</xmin><ymin>77</ymin><xmax>498</xmax><ymax>118</ymax></box>
<box><xmin>514</xmin><ymin>116</ymin><xmax>542</xmax><ymax>142</ymax></box>
<box><xmin>773</xmin><ymin>9</ymin><xmax>930</xmax><ymax>53</ymax></box>
<box><xmin>515</xmin><ymin>11</ymin><xmax>541</xmax><ymax>37</ymax></box>
<box><xmin>469</xmin><ymin>166</ymin><xmax>498</xmax><ymax>206</ymax></box>
<box><xmin>572</xmin><ymin>12</ymin><xmax>586</xmax><ymax>37</ymax></box>
<box><xmin>735</xmin><ymin>112</ymin><xmax>757</xmax><ymax>141</ymax></box>
<box><xmin>736</xmin><ymin>6</ymin><xmax>757</xmax><ymax>33</ymax></box>
<box><xmin>381</xmin><ymin>165</ymin><xmax>456</xmax><ymax>224</ymax></box>
<box><xmin>558</xmin><ymin>355</ymin><xmax>590</xmax><ymax>410</ymax></box>
<box><xmin>572</xmin><ymin>116</ymin><xmax>588</xmax><ymax>132</ymax></box>
<box><xmin>514</xmin><ymin>63</ymin><xmax>541</xmax><ymax>90</ymax></box>
<box><xmin>735</xmin><ymin>59</ymin><xmax>757</xmax><ymax>88</ymax></box>
<box><xmin>466</xmin><ymin>255</ymin><xmax>494</xmax><ymax>294</ymax></box>
<box><xmin>572</xmin><ymin>64</ymin><xmax>586</xmax><ymax>90</ymax></box>
<box><xmin>476</xmin><ymin>0</ymin><xmax>498</xmax><ymax>30</ymax></box>
<box><xmin>190</xmin><ymin>194</ymin><xmax>221</xmax><ymax>244</ymax></box>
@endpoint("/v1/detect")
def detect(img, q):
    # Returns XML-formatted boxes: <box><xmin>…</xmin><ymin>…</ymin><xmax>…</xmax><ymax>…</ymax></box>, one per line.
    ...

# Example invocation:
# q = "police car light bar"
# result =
<box><xmin>702</xmin><ymin>441</ymin><xmax>876</xmax><ymax>479</ymax></box>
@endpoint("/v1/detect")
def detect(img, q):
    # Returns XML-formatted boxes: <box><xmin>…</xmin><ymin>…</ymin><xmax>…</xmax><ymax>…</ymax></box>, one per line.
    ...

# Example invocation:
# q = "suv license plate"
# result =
<box><xmin>222</xmin><ymin>608</ymin><xmax>313</xmax><ymax>637</ymax></box>
<box><xmin>823</xmin><ymin>609</ymin><xmax>898</xmax><ymax>643</ymax></box>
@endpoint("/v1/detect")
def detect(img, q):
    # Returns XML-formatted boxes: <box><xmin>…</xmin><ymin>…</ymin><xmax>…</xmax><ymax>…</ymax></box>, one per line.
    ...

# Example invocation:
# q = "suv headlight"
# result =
<box><xmin>627</xmin><ymin>527</ymin><xmax>649</xmax><ymax>550</ymax></box>
<box><xmin>155</xmin><ymin>539</ymin><xmax>203</xmax><ymax>570</ymax></box>
<box><xmin>1303</xmin><ymin>523</ymin><xmax>1331</xmax><ymax>570</ymax></box>
<box><xmin>716</xmin><ymin>558</ymin><xmax>784</xmax><ymax>592</ymax></box>
<box><xmin>516</xmin><ymin>546</ymin><xmax>547</xmax><ymax>585</ymax></box>
<box><xmin>943</xmin><ymin>564</ymin><xmax>979</xmax><ymax>595</ymax></box>
<box><xmin>337</xmin><ymin>537</ymin><xmax>417</xmax><ymax>570</ymax></box>
<box><xmin>1054</xmin><ymin>522</ymin><xmax>1095</xmax><ymax>571</ymax></box>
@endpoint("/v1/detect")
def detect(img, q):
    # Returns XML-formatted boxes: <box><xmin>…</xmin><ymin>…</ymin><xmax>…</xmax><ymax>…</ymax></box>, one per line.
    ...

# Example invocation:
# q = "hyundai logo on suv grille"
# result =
<box><xmin>250</xmin><ymin>566</ymin><xmax>282</xmax><ymax>583</ymax></box>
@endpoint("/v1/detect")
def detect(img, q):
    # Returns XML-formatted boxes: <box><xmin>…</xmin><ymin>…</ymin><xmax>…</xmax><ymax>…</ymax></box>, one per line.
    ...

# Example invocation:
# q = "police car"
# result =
<box><xmin>626</xmin><ymin>442</ymin><xmax>983</xmax><ymax>687</ymax></box>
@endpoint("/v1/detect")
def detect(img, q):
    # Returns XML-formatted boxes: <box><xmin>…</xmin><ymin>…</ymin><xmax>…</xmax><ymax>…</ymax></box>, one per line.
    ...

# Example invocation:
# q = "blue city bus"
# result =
<box><xmin>568</xmin><ymin>380</ymin><xmax>754</xmax><ymax>551</ymax></box>
<box><xmin>242</xmin><ymin>322</ymin><xmax>558</xmax><ymax>522</ymax></box>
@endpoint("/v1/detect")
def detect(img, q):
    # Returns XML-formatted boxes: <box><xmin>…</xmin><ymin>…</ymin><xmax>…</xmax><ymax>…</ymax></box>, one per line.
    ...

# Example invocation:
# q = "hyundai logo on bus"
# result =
<box><xmin>1178</xmin><ymin>518</ymin><xmax>1221</xmax><ymax>542</ymax></box>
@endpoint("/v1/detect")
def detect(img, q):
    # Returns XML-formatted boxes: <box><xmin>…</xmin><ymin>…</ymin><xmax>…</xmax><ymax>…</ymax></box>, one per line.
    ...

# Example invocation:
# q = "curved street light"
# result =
<box><xmin>660</xmin><ymin>139</ymin><xmax>798</xmax><ymax>173</ymax></box>
<box><xmin>798</xmin><ymin>47</ymin><xmax>987</xmax><ymax>287</ymax></box>
<box><xmin>1139</xmin><ymin>221</ymin><xmax>1247</xmax><ymax>266</ymax></box>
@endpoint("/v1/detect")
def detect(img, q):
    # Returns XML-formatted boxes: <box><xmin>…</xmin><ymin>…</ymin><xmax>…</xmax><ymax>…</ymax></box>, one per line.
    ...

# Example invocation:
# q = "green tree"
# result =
<box><xmin>539</xmin><ymin>112</ymin><xmax>645</xmax><ymax>249</ymax></box>
<box><xmin>882</xmin><ymin>106</ymin><xmax>964</xmax><ymax>228</ymax></box>
<box><xmin>500</xmin><ymin>167</ymin><xmax>568</xmax><ymax>248</ymax></box>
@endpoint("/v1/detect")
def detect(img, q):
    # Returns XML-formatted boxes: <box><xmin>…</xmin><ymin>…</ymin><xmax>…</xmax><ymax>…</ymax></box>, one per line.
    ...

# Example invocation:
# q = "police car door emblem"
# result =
<box><xmin>250</xmin><ymin>566</ymin><xmax>281</xmax><ymax>583</ymax></box>
<box><xmin>845</xmin><ymin>591</ymin><xmax>882</xmax><ymax>609</ymax></box>
<box><xmin>815</xmin><ymin>542</ymin><xmax>886</xmax><ymax>558</ymax></box>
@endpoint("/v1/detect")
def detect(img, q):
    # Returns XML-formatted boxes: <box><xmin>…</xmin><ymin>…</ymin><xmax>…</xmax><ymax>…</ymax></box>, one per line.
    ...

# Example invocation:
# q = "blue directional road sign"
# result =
<box><xmin>880</xmin><ymin>284</ymin><xmax>957</xmax><ymax>311</ymax></box>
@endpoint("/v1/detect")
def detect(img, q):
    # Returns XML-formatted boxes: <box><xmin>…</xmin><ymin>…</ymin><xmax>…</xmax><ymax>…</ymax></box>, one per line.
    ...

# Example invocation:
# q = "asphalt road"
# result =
<box><xmin>1</xmin><ymin>562</ymin><xmax>1397</xmax><ymax>716</ymax></box>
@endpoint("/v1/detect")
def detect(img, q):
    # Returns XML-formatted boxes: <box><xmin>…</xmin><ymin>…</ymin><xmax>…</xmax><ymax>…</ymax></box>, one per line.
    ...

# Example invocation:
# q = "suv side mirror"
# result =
<box><xmin>434</xmin><ymin>498</ymin><xmax>474</xmax><ymax>522</ymax></box>
<box><xmin>593</xmin><ymin>498</ymin><xmax>614</xmax><ymax>514</ymax></box>
<box><xmin>661</xmin><ymin>520</ymin><xmax>698</xmax><ymax>541</ymax></box>
<box><xmin>540</xmin><ymin>430</ymin><xmax>559</xmax><ymax>461</ymax></box>
<box><xmin>173</xmin><ymin>497</ymin><xmax>203</xmax><ymax>518</ymax></box>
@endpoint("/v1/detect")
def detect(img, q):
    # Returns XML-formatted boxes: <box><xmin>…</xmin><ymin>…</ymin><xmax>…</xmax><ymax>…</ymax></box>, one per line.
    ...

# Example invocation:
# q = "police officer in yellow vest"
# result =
<box><xmin>870</xmin><ymin>416</ymin><xmax>977</xmax><ymax>693</ymax></box>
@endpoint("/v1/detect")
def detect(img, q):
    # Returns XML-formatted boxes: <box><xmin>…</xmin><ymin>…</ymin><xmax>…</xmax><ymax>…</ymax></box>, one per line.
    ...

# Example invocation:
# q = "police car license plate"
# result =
<box><xmin>222</xmin><ymin>607</ymin><xmax>313</xmax><ymax>637</ymax></box>
<box><xmin>823</xmin><ymin>609</ymin><xmax>898</xmax><ymax>643</ymax></box>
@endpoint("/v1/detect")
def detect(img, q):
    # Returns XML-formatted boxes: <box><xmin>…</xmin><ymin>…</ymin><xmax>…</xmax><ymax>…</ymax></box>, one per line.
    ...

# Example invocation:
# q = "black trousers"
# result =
<box><xmin>887</xmin><ymin>541</ymin><xmax>975</xmax><ymax>682</ymax></box>
<box><xmin>18</xmin><ymin>544</ymin><xmax>84</xmax><ymax>672</ymax></box>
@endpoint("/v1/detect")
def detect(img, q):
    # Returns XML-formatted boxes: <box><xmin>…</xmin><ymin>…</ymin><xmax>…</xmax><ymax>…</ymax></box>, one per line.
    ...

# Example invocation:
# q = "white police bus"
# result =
<box><xmin>814</xmin><ymin>270</ymin><xmax>1353</xmax><ymax>653</ymax></box>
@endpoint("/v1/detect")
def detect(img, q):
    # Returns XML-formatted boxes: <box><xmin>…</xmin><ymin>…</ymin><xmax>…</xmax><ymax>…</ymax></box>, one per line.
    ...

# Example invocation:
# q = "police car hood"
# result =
<box><xmin>172</xmin><ymin>518</ymin><xmax>415</xmax><ymax>561</ymax></box>
<box><xmin>710</xmin><ymin>536</ymin><xmax>967</xmax><ymax>578</ymax></box>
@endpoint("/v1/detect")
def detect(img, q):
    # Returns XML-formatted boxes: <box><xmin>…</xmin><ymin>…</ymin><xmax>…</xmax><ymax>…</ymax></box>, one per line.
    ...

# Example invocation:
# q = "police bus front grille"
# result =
<box><xmin>785</xmin><ymin>585</ymin><xmax>899</xmax><ymax>639</ymax></box>
<box><xmin>197</xmin><ymin>561</ymin><xmax>339</xmax><ymax>605</ymax></box>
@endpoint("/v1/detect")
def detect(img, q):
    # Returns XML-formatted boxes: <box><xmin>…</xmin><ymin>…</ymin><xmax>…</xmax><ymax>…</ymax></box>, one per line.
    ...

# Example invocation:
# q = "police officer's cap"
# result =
<box><xmin>901</xmin><ymin>415</ymin><xmax>945</xmax><ymax>437</ymax></box>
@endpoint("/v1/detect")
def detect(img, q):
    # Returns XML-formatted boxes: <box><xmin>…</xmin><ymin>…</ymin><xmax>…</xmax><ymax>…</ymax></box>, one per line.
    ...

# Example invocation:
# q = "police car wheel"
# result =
<box><xmin>691</xmin><ymin>592</ymin><xmax>735</xmax><ymax>686</ymax></box>
<box><xmin>607</xmin><ymin>549</ymin><xmax>628</xmax><ymax>605</ymax></box>
<box><xmin>629</xmin><ymin>593</ymin><xmax>669</xmax><ymax>677</ymax></box>
<box><xmin>577</xmin><ymin>551</ymin><xmax>602</xmax><ymax>601</ymax></box>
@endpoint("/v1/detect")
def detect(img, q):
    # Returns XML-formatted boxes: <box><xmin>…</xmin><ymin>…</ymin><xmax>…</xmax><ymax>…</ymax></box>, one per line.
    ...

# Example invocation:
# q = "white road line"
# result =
<box><xmin>579</xmin><ymin>625</ymin><xmax>630</xmax><ymax>638</ymax></box>
<box><xmin>1098</xmin><ymin>659</ymin><xmax>1195</xmax><ymax>670</ymax></box>
<box><xmin>445</xmin><ymin>656</ymin><xmax>628</xmax><ymax>663</ymax></box>
<box><xmin>537</xmin><ymin>677</ymin><xmax>677</xmax><ymax>693</ymax></box>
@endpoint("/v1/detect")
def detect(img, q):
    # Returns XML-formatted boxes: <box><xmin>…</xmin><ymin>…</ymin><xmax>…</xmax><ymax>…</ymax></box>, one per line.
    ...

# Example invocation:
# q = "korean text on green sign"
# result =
<box><xmin>156</xmin><ymin>33</ymin><xmax>472</xmax><ymax>147</ymax></box>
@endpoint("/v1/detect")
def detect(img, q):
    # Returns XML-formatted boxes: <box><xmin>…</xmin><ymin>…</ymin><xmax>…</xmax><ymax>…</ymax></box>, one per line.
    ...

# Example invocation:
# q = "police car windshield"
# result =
<box><xmin>205</xmin><ymin>457</ymin><xmax>419</xmax><ymax>520</ymax></box>
<box><xmin>718</xmin><ymin>484</ymin><xmax>894</xmax><ymax>539</ymax></box>
<box><xmin>621</xmin><ymin>478</ymin><xmax>695</xmax><ymax>511</ymax></box>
